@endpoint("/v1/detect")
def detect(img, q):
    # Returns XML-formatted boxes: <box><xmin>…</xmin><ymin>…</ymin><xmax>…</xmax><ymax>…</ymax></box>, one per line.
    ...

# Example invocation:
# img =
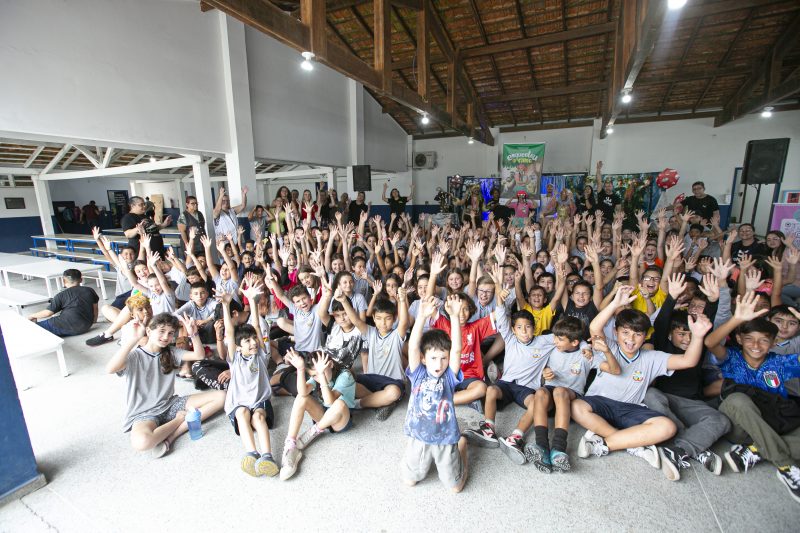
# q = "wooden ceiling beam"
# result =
<box><xmin>301</xmin><ymin>0</ymin><xmax>327</xmax><ymax>59</ymax></box>
<box><xmin>416</xmin><ymin>2</ymin><xmax>429</xmax><ymax>102</ymax></box>
<box><xmin>373</xmin><ymin>0</ymin><xmax>392</xmax><ymax>93</ymax></box>
<box><xmin>715</xmin><ymin>12</ymin><xmax>800</xmax><ymax>126</ymax></box>
<box><xmin>602</xmin><ymin>0</ymin><xmax>668</xmax><ymax>137</ymax></box>
<box><xmin>681</xmin><ymin>0</ymin><xmax>784</xmax><ymax>20</ymax></box>
<box><xmin>659</xmin><ymin>16</ymin><xmax>704</xmax><ymax>115</ymax></box>
<box><xmin>390</xmin><ymin>5</ymin><xmax>448</xmax><ymax>97</ymax></box>
<box><xmin>327</xmin><ymin>0</ymin><xmax>420</xmax><ymax>11</ymax></box>
<box><xmin>392</xmin><ymin>21</ymin><xmax>616</xmax><ymax>70</ymax></box>
<box><xmin>484</xmin><ymin>82</ymin><xmax>607</xmax><ymax>104</ymax></box>
<box><xmin>512</xmin><ymin>0</ymin><xmax>542</xmax><ymax>123</ymax></box>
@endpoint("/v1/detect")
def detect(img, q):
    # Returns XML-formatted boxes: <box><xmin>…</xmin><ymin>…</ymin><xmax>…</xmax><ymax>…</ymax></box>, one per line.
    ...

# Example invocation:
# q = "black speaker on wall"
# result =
<box><xmin>742</xmin><ymin>138</ymin><xmax>790</xmax><ymax>185</ymax></box>
<box><xmin>352</xmin><ymin>165</ymin><xmax>372</xmax><ymax>191</ymax></box>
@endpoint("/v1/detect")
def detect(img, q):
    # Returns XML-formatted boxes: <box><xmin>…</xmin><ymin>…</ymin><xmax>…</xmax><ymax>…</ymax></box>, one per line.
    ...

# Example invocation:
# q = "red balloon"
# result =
<box><xmin>656</xmin><ymin>168</ymin><xmax>680</xmax><ymax>189</ymax></box>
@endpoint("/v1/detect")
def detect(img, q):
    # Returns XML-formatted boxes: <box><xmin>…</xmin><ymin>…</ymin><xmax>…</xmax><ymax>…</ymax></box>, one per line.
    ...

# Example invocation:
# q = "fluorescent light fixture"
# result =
<box><xmin>149</xmin><ymin>156</ymin><xmax>156</xmax><ymax>163</ymax></box>
<box><xmin>621</xmin><ymin>92</ymin><xmax>633</xmax><ymax>104</ymax></box>
<box><xmin>468</xmin><ymin>137</ymin><xmax>475</xmax><ymax>144</ymax></box>
<box><xmin>668</xmin><ymin>0</ymin><xmax>687</xmax><ymax>10</ymax></box>
<box><xmin>606</xmin><ymin>126</ymin><xmax>614</xmax><ymax>134</ymax></box>
<box><xmin>421</xmin><ymin>113</ymin><xmax>429</xmax><ymax>125</ymax></box>
<box><xmin>761</xmin><ymin>107</ymin><xmax>773</xmax><ymax>118</ymax></box>
<box><xmin>300</xmin><ymin>51</ymin><xmax>315</xmax><ymax>71</ymax></box>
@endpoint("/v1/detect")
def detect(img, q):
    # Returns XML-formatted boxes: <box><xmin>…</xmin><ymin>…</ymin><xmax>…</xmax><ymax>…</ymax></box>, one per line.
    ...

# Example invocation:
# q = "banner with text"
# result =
<box><xmin>501</xmin><ymin>143</ymin><xmax>545</xmax><ymax>201</ymax></box>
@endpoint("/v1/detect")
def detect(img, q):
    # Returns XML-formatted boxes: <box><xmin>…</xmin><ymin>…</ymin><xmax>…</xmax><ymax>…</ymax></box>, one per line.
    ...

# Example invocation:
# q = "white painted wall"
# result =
<box><xmin>362</xmin><ymin>92</ymin><xmax>408</xmax><ymax>173</ymax></box>
<box><xmin>0</xmin><ymin>0</ymin><xmax>229</xmax><ymax>153</ymax></box>
<box><xmin>49</xmin><ymin>177</ymin><xmax>135</xmax><ymax>211</ymax></box>
<box><xmin>0</xmin><ymin>187</ymin><xmax>39</xmax><ymax>218</ymax></box>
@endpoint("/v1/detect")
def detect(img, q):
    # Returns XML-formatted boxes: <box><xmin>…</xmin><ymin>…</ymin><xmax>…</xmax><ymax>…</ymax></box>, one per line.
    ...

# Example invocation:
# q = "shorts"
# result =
<box><xmin>544</xmin><ymin>384</ymin><xmax>582</xmax><ymax>398</ymax></box>
<box><xmin>356</xmin><ymin>374</ymin><xmax>406</xmax><ymax>395</ymax></box>
<box><xmin>132</xmin><ymin>395</ymin><xmax>187</xmax><ymax>428</ymax></box>
<box><xmin>455</xmin><ymin>377</ymin><xmax>482</xmax><ymax>392</ymax></box>
<box><xmin>582</xmin><ymin>395</ymin><xmax>664</xmax><ymax>429</ymax></box>
<box><xmin>401</xmin><ymin>437</ymin><xmax>464</xmax><ymax>489</ymax></box>
<box><xmin>36</xmin><ymin>319</ymin><xmax>72</xmax><ymax>337</ymax></box>
<box><xmin>493</xmin><ymin>380</ymin><xmax>535</xmax><ymax>410</ymax></box>
<box><xmin>111</xmin><ymin>290</ymin><xmax>133</xmax><ymax>310</ymax></box>
<box><xmin>229</xmin><ymin>400</ymin><xmax>275</xmax><ymax>435</ymax></box>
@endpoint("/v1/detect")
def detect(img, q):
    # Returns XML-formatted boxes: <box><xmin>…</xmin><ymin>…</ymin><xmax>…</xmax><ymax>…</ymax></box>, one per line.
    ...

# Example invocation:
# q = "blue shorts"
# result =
<box><xmin>36</xmin><ymin>319</ymin><xmax>71</xmax><ymax>337</ymax></box>
<box><xmin>229</xmin><ymin>400</ymin><xmax>275</xmax><ymax>435</ymax></box>
<box><xmin>494</xmin><ymin>380</ymin><xmax>535</xmax><ymax>410</ymax></box>
<box><xmin>356</xmin><ymin>373</ymin><xmax>406</xmax><ymax>395</ymax></box>
<box><xmin>455</xmin><ymin>377</ymin><xmax>482</xmax><ymax>392</ymax></box>
<box><xmin>111</xmin><ymin>290</ymin><xmax>132</xmax><ymax>310</ymax></box>
<box><xmin>582</xmin><ymin>395</ymin><xmax>664</xmax><ymax>429</ymax></box>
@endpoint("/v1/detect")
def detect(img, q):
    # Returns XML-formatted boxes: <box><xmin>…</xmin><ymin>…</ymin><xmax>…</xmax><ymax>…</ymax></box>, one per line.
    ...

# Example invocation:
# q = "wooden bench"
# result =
<box><xmin>0</xmin><ymin>286</ymin><xmax>51</xmax><ymax>314</ymax></box>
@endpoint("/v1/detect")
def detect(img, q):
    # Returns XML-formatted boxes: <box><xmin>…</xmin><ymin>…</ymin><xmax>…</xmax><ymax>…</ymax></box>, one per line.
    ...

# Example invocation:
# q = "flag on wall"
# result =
<box><xmin>500</xmin><ymin>144</ymin><xmax>545</xmax><ymax>201</ymax></box>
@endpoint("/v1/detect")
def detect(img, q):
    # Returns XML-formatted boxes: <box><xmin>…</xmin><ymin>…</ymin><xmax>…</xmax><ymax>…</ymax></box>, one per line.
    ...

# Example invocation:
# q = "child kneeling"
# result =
<box><xmin>402</xmin><ymin>295</ymin><xmax>468</xmax><ymax>492</ymax></box>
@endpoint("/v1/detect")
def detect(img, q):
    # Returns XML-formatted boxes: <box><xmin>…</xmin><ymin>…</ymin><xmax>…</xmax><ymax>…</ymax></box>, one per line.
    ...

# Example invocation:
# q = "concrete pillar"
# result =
<box><xmin>347</xmin><ymin>79</ymin><xmax>365</xmax><ymax>196</ymax></box>
<box><xmin>219</xmin><ymin>13</ymin><xmax>257</xmax><ymax>207</ymax></box>
<box><xmin>32</xmin><ymin>176</ymin><xmax>56</xmax><ymax>249</ymax></box>
<box><xmin>192</xmin><ymin>162</ymin><xmax>216</xmax><ymax>243</ymax></box>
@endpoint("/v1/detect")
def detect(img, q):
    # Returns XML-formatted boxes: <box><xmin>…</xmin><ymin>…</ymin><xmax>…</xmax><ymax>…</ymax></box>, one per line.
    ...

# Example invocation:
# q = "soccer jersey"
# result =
<box><xmin>520</xmin><ymin>303</ymin><xmax>556</xmax><ymax>335</ymax></box>
<box><xmin>404</xmin><ymin>365</ymin><xmax>462</xmax><ymax>446</ymax></box>
<box><xmin>224</xmin><ymin>348</ymin><xmax>272</xmax><ymax>415</ymax></box>
<box><xmin>586</xmin><ymin>339</ymin><xmax>673</xmax><ymax>405</ymax></box>
<box><xmin>288</xmin><ymin>303</ymin><xmax>324</xmax><ymax>352</ymax></box>
<box><xmin>364</xmin><ymin>326</ymin><xmax>405</xmax><ymax>380</ymax></box>
<box><xmin>494</xmin><ymin>307</ymin><xmax>550</xmax><ymax>389</ymax></box>
<box><xmin>710</xmin><ymin>347</ymin><xmax>800</xmax><ymax>398</ymax></box>
<box><xmin>432</xmin><ymin>313</ymin><xmax>496</xmax><ymax>380</ymax></box>
<box><xmin>631</xmin><ymin>287</ymin><xmax>667</xmax><ymax>315</ymax></box>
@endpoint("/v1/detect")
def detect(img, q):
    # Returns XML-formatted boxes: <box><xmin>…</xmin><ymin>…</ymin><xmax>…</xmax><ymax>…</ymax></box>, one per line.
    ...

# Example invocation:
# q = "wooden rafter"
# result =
<box><xmin>659</xmin><ymin>16</ymin><xmax>704</xmax><ymax>116</ymax></box>
<box><xmin>484</xmin><ymin>82</ymin><xmax>607</xmax><ymax>105</ymax></box>
<box><xmin>373</xmin><ymin>0</ymin><xmax>392</xmax><ymax>93</ymax></box>
<box><xmin>512</xmin><ymin>0</ymin><xmax>541</xmax><ymax>123</ymax></box>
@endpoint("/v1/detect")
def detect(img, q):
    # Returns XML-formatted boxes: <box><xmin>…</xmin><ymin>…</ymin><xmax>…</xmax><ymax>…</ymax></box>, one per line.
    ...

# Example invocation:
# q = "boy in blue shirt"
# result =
<box><xmin>402</xmin><ymin>295</ymin><xmax>467</xmax><ymax>493</ymax></box>
<box><xmin>705</xmin><ymin>291</ymin><xmax>800</xmax><ymax>503</ymax></box>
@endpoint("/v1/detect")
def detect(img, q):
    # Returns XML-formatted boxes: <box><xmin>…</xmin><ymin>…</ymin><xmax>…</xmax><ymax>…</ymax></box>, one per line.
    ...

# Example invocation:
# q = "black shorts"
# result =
<box><xmin>494</xmin><ymin>380</ymin><xmax>535</xmax><ymax>410</ymax></box>
<box><xmin>229</xmin><ymin>400</ymin><xmax>275</xmax><ymax>435</ymax></box>
<box><xmin>582</xmin><ymin>395</ymin><xmax>663</xmax><ymax>429</ymax></box>
<box><xmin>111</xmin><ymin>290</ymin><xmax>132</xmax><ymax>309</ymax></box>
<box><xmin>455</xmin><ymin>377</ymin><xmax>482</xmax><ymax>392</ymax></box>
<box><xmin>356</xmin><ymin>373</ymin><xmax>405</xmax><ymax>394</ymax></box>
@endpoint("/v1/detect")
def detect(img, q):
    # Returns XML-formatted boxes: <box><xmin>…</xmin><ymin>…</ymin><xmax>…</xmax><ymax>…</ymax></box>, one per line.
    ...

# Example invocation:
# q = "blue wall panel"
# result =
<box><xmin>0</xmin><ymin>217</ymin><xmax>43</xmax><ymax>253</ymax></box>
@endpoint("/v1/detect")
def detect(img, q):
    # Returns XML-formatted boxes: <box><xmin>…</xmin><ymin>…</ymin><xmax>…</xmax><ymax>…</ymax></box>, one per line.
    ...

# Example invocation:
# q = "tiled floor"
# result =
<box><xmin>1</xmin><ymin>272</ymin><xmax>799</xmax><ymax>532</ymax></box>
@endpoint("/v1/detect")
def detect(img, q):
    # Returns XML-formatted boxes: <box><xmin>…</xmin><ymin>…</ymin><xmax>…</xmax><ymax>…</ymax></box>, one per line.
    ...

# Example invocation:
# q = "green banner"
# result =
<box><xmin>500</xmin><ymin>143</ymin><xmax>545</xmax><ymax>200</ymax></box>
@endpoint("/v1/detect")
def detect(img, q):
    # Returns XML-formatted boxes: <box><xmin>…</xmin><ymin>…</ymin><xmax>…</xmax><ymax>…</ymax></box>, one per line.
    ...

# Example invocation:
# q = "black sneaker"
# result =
<box><xmin>693</xmin><ymin>450</ymin><xmax>723</xmax><ymax>475</ymax></box>
<box><xmin>658</xmin><ymin>446</ymin><xmax>690</xmax><ymax>482</ymax></box>
<box><xmin>86</xmin><ymin>333</ymin><xmax>113</xmax><ymax>347</ymax></box>
<box><xmin>776</xmin><ymin>465</ymin><xmax>800</xmax><ymax>504</ymax></box>
<box><xmin>498</xmin><ymin>434</ymin><xmax>527</xmax><ymax>466</ymax></box>
<box><xmin>523</xmin><ymin>443</ymin><xmax>552</xmax><ymax>473</ymax></box>
<box><xmin>725</xmin><ymin>444</ymin><xmax>762</xmax><ymax>473</ymax></box>
<box><xmin>463</xmin><ymin>421</ymin><xmax>499</xmax><ymax>448</ymax></box>
<box><xmin>375</xmin><ymin>402</ymin><xmax>395</xmax><ymax>421</ymax></box>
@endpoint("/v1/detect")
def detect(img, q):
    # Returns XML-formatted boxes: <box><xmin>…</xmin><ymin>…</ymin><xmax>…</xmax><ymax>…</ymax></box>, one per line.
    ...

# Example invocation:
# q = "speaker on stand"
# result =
<box><xmin>737</xmin><ymin>138</ymin><xmax>790</xmax><ymax>229</ymax></box>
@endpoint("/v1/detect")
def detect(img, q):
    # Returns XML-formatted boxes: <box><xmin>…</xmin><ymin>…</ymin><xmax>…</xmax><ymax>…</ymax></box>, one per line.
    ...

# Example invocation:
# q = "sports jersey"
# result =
<box><xmin>364</xmin><ymin>326</ymin><xmax>405</xmax><ymax>380</ymax></box>
<box><xmin>586</xmin><ymin>339</ymin><xmax>673</xmax><ymax>404</ymax></box>
<box><xmin>709</xmin><ymin>347</ymin><xmax>800</xmax><ymax>399</ymax></box>
<box><xmin>520</xmin><ymin>303</ymin><xmax>556</xmax><ymax>335</ymax></box>
<box><xmin>494</xmin><ymin>307</ymin><xmax>550</xmax><ymax>389</ymax></box>
<box><xmin>224</xmin><ymin>347</ymin><xmax>272</xmax><ymax>415</ymax></box>
<box><xmin>544</xmin><ymin>342</ymin><xmax>599</xmax><ymax>394</ymax></box>
<box><xmin>432</xmin><ymin>313</ymin><xmax>496</xmax><ymax>380</ymax></box>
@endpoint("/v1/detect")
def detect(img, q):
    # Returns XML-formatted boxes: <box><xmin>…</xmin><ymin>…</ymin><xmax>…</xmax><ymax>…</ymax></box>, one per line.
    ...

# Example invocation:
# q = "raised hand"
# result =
<box><xmin>286</xmin><ymin>348</ymin><xmax>305</xmax><ymax>370</ymax></box>
<box><xmin>372</xmin><ymin>279</ymin><xmax>383</xmax><ymax>294</ymax></box>
<box><xmin>667</xmin><ymin>272</ymin><xmax>687</xmax><ymax>300</ymax></box>
<box><xmin>200</xmin><ymin>235</ymin><xmax>213</xmax><ymax>249</ymax></box>
<box><xmin>613</xmin><ymin>284</ymin><xmax>638</xmax><ymax>307</ymax></box>
<box><xmin>697</xmin><ymin>273</ymin><xmax>720</xmax><ymax>303</ymax></box>
<box><xmin>214</xmin><ymin>286</ymin><xmax>234</xmax><ymax>305</ymax></box>
<box><xmin>312</xmin><ymin>352</ymin><xmax>331</xmax><ymax>376</ymax></box>
<box><xmin>711</xmin><ymin>257</ymin><xmax>734</xmax><ymax>281</ymax></box>
<box><xmin>177</xmin><ymin>313</ymin><xmax>198</xmax><ymax>338</ymax></box>
<box><xmin>444</xmin><ymin>293</ymin><xmax>463</xmax><ymax>316</ymax></box>
<box><xmin>734</xmin><ymin>291</ymin><xmax>769</xmax><ymax>321</ymax></box>
<box><xmin>242</xmin><ymin>283</ymin><xmax>263</xmax><ymax>303</ymax></box>
<box><xmin>92</xmin><ymin>226</ymin><xmax>102</xmax><ymax>241</ymax></box>
<box><xmin>744</xmin><ymin>268</ymin><xmax>763</xmax><ymax>291</ymax></box>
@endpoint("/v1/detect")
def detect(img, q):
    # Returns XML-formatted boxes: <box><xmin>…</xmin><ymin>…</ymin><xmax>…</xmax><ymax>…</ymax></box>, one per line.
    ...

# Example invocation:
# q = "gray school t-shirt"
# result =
<box><xmin>213</xmin><ymin>275</ymin><xmax>240</xmax><ymax>304</ymax></box>
<box><xmin>494</xmin><ymin>307</ymin><xmax>550</xmax><ymax>389</ymax></box>
<box><xmin>144</xmin><ymin>289</ymin><xmax>176</xmax><ymax>315</ymax></box>
<box><xmin>117</xmin><ymin>346</ymin><xmax>182</xmax><ymax>431</ymax></box>
<box><xmin>115</xmin><ymin>265</ymin><xmax>133</xmax><ymax>296</ymax></box>
<box><xmin>586</xmin><ymin>339</ymin><xmax>673</xmax><ymax>405</ymax></box>
<box><xmin>176</xmin><ymin>299</ymin><xmax>218</xmax><ymax>321</ymax></box>
<box><xmin>224</xmin><ymin>348</ymin><xmax>272</xmax><ymax>415</ymax></box>
<box><xmin>168</xmin><ymin>268</ymin><xmax>190</xmax><ymax>302</ymax></box>
<box><xmin>773</xmin><ymin>338</ymin><xmax>800</xmax><ymax>396</ymax></box>
<box><xmin>328</xmin><ymin>292</ymin><xmax>367</xmax><ymax>315</ymax></box>
<box><xmin>365</xmin><ymin>325</ymin><xmax>404</xmax><ymax>380</ymax></box>
<box><xmin>545</xmin><ymin>342</ymin><xmax>601</xmax><ymax>394</ymax></box>
<box><xmin>289</xmin><ymin>303</ymin><xmax>324</xmax><ymax>352</ymax></box>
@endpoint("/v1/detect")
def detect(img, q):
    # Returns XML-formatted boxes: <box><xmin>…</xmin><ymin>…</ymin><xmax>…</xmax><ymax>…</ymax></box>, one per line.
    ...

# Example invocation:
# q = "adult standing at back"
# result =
<box><xmin>121</xmin><ymin>196</ymin><xmax>170</xmax><ymax>257</ymax></box>
<box><xmin>595</xmin><ymin>161</ymin><xmax>620</xmax><ymax>223</ymax></box>
<box><xmin>382</xmin><ymin>181</ymin><xmax>413</xmax><ymax>232</ymax></box>
<box><xmin>348</xmin><ymin>191</ymin><xmax>370</xmax><ymax>225</ymax></box>
<box><xmin>28</xmin><ymin>269</ymin><xmax>99</xmax><ymax>337</ymax></box>
<box><xmin>177</xmin><ymin>195</ymin><xmax>206</xmax><ymax>257</ymax></box>
<box><xmin>81</xmin><ymin>200</ymin><xmax>100</xmax><ymax>225</ymax></box>
<box><xmin>681</xmin><ymin>181</ymin><xmax>720</xmax><ymax>225</ymax></box>
<box><xmin>214</xmin><ymin>186</ymin><xmax>248</xmax><ymax>240</ymax></box>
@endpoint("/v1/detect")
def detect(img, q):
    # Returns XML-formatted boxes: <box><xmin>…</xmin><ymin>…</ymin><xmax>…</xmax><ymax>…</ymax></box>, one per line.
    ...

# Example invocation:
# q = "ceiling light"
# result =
<box><xmin>606</xmin><ymin>126</ymin><xmax>614</xmax><ymax>135</ymax></box>
<box><xmin>668</xmin><ymin>0</ymin><xmax>687</xmax><ymax>10</ymax></box>
<box><xmin>300</xmin><ymin>51</ymin><xmax>315</xmax><ymax>71</ymax></box>
<box><xmin>421</xmin><ymin>113</ymin><xmax>429</xmax><ymax>125</ymax></box>
<box><xmin>149</xmin><ymin>156</ymin><xmax>156</xmax><ymax>163</ymax></box>
<box><xmin>621</xmin><ymin>92</ymin><xmax>633</xmax><ymax>104</ymax></box>
<box><xmin>468</xmin><ymin>137</ymin><xmax>475</xmax><ymax>144</ymax></box>
<box><xmin>761</xmin><ymin>106</ymin><xmax>773</xmax><ymax>118</ymax></box>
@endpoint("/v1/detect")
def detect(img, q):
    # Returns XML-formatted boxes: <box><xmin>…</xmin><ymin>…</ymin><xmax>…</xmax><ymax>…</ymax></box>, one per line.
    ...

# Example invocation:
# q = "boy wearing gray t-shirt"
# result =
<box><xmin>571</xmin><ymin>285</ymin><xmax>713</xmax><ymax>482</ymax></box>
<box><xmin>221</xmin><ymin>286</ymin><xmax>278</xmax><ymax>478</ymax></box>
<box><xmin>267</xmin><ymin>272</ymin><xmax>325</xmax><ymax>353</ymax></box>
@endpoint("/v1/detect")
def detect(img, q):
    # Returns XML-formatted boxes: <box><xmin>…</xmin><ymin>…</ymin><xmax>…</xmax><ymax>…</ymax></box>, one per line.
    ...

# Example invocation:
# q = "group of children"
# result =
<box><xmin>87</xmin><ymin>178</ymin><xmax>800</xmax><ymax>502</ymax></box>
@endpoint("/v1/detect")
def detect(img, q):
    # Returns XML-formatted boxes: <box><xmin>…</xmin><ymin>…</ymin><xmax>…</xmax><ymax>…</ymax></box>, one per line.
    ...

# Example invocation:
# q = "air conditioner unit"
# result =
<box><xmin>413</xmin><ymin>151</ymin><xmax>437</xmax><ymax>169</ymax></box>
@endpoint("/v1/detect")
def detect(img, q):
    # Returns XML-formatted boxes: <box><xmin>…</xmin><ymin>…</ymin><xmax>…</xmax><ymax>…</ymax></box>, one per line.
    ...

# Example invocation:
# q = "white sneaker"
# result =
<box><xmin>296</xmin><ymin>424</ymin><xmax>323</xmax><ymax>450</ymax></box>
<box><xmin>627</xmin><ymin>446</ymin><xmax>661</xmax><ymax>468</ymax></box>
<box><xmin>577</xmin><ymin>431</ymin><xmax>608</xmax><ymax>459</ymax></box>
<box><xmin>279</xmin><ymin>447</ymin><xmax>303</xmax><ymax>481</ymax></box>
<box><xmin>486</xmin><ymin>362</ymin><xmax>499</xmax><ymax>384</ymax></box>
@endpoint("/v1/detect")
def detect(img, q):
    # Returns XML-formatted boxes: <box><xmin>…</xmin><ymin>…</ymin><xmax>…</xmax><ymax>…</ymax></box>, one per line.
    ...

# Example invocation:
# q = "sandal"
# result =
<box><xmin>152</xmin><ymin>440</ymin><xmax>171</xmax><ymax>459</ymax></box>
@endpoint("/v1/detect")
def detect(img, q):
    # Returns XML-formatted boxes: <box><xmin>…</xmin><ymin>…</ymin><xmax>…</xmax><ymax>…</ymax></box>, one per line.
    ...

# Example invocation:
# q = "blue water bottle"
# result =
<box><xmin>186</xmin><ymin>408</ymin><xmax>203</xmax><ymax>440</ymax></box>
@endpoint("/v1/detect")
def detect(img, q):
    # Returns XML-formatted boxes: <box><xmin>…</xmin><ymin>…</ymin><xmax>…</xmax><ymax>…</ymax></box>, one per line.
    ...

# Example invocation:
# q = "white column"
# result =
<box><xmin>219</xmin><ymin>13</ymin><xmax>257</xmax><ymax>208</ymax></box>
<box><xmin>192</xmin><ymin>161</ymin><xmax>216</xmax><ymax>243</ymax></box>
<box><xmin>129</xmin><ymin>181</ymin><xmax>139</xmax><ymax>199</ymax></box>
<box><xmin>32</xmin><ymin>176</ymin><xmax>56</xmax><ymax>248</ymax></box>
<box><xmin>347</xmin><ymin>79</ymin><xmax>365</xmax><ymax>196</ymax></box>
<box><xmin>173</xmin><ymin>179</ymin><xmax>184</xmax><ymax>210</ymax></box>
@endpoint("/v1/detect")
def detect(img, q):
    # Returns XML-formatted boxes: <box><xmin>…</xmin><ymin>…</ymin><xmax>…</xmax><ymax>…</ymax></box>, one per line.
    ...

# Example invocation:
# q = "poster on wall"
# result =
<box><xmin>772</xmin><ymin>204</ymin><xmax>800</xmax><ymax>248</ymax></box>
<box><xmin>107</xmin><ymin>190</ymin><xmax>129</xmax><ymax>227</ymax></box>
<box><xmin>597</xmin><ymin>173</ymin><xmax>661</xmax><ymax>228</ymax></box>
<box><xmin>500</xmin><ymin>144</ymin><xmax>545</xmax><ymax>201</ymax></box>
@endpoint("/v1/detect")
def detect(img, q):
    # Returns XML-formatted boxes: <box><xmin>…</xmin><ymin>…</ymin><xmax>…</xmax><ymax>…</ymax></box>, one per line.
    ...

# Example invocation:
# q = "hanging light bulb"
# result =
<box><xmin>668</xmin><ymin>0</ymin><xmax>687</xmax><ymax>10</ymax></box>
<box><xmin>300</xmin><ymin>51</ymin><xmax>315</xmax><ymax>71</ymax></box>
<box><xmin>421</xmin><ymin>113</ymin><xmax>429</xmax><ymax>125</ymax></box>
<box><xmin>468</xmin><ymin>137</ymin><xmax>475</xmax><ymax>144</ymax></box>
<box><xmin>761</xmin><ymin>106</ymin><xmax>773</xmax><ymax>118</ymax></box>
<box><xmin>621</xmin><ymin>91</ymin><xmax>633</xmax><ymax>104</ymax></box>
<box><xmin>606</xmin><ymin>126</ymin><xmax>614</xmax><ymax>135</ymax></box>
<box><xmin>149</xmin><ymin>156</ymin><xmax>156</xmax><ymax>163</ymax></box>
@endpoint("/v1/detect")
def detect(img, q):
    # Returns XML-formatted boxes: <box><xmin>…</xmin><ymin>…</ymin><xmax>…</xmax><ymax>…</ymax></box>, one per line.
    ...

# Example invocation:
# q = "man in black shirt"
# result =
<box><xmin>347</xmin><ymin>191</ymin><xmax>370</xmax><ymax>225</ymax></box>
<box><xmin>593</xmin><ymin>160</ymin><xmax>620</xmax><ymax>222</ymax></box>
<box><xmin>121</xmin><ymin>195</ymin><xmax>172</xmax><ymax>256</ymax></box>
<box><xmin>681</xmin><ymin>181</ymin><xmax>720</xmax><ymax>224</ymax></box>
<box><xmin>28</xmin><ymin>269</ymin><xmax>99</xmax><ymax>336</ymax></box>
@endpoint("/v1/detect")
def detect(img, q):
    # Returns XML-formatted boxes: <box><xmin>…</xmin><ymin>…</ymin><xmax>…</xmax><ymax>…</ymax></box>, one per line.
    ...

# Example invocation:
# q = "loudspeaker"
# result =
<box><xmin>742</xmin><ymin>138</ymin><xmax>790</xmax><ymax>185</ymax></box>
<box><xmin>352</xmin><ymin>165</ymin><xmax>372</xmax><ymax>191</ymax></box>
